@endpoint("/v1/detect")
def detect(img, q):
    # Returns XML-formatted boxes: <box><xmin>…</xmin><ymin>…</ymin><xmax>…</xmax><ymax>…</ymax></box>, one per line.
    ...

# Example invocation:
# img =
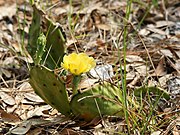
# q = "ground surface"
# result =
<box><xmin>0</xmin><ymin>0</ymin><xmax>180</xmax><ymax>134</ymax></box>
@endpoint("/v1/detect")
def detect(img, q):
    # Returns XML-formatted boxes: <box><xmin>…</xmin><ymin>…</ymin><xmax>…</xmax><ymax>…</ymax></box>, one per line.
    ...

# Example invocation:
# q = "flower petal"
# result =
<box><xmin>61</xmin><ymin>53</ymin><xmax>96</xmax><ymax>75</ymax></box>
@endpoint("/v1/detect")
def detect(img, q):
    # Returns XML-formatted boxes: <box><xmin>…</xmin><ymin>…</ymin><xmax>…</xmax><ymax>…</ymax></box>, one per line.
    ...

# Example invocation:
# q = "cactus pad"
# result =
<box><xmin>70</xmin><ymin>83</ymin><xmax>124</xmax><ymax>122</ymax></box>
<box><xmin>28</xmin><ymin>4</ymin><xmax>41</xmax><ymax>57</ymax></box>
<box><xmin>28</xmin><ymin>4</ymin><xmax>66</xmax><ymax>69</ymax></box>
<box><xmin>43</xmin><ymin>17</ymin><xmax>66</xmax><ymax>69</ymax></box>
<box><xmin>29</xmin><ymin>65</ymin><xmax>71</xmax><ymax>116</ymax></box>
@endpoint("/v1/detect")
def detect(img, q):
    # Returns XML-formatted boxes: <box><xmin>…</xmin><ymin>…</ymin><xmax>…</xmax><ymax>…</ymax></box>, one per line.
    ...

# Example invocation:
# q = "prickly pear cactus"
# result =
<box><xmin>28</xmin><ymin>4</ymin><xmax>66</xmax><ymax>69</ymax></box>
<box><xmin>28</xmin><ymin>3</ymin><xmax>70</xmax><ymax>117</ymax></box>
<box><xmin>70</xmin><ymin>83</ymin><xmax>124</xmax><ymax>122</ymax></box>
<box><xmin>28</xmin><ymin>3</ymin><xmax>127</xmax><ymax>123</ymax></box>
<box><xmin>29</xmin><ymin>65</ymin><xmax>71</xmax><ymax>116</ymax></box>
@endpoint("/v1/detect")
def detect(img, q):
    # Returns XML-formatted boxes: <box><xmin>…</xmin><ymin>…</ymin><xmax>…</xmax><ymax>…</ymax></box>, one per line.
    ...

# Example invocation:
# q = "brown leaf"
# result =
<box><xmin>152</xmin><ymin>56</ymin><xmax>166</xmax><ymax>76</ymax></box>
<box><xmin>60</xmin><ymin>128</ymin><xmax>82</xmax><ymax>135</ymax></box>
<box><xmin>0</xmin><ymin>109</ymin><xmax>21</xmax><ymax>124</ymax></box>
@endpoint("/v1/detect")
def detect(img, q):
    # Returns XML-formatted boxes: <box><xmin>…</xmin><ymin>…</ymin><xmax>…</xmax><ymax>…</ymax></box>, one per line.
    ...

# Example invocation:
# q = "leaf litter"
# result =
<box><xmin>0</xmin><ymin>0</ymin><xmax>180</xmax><ymax>134</ymax></box>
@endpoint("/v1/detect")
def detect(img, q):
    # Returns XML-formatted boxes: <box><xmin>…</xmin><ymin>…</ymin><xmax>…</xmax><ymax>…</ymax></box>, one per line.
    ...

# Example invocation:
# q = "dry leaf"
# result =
<box><xmin>15</xmin><ymin>104</ymin><xmax>34</xmax><ymax>120</ymax></box>
<box><xmin>152</xmin><ymin>56</ymin><xmax>166</xmax><ymax>76</ymax></box>
<box><xmin>0</xmin><ymin>109</ymin><xmax>21</xmax><ymax>124</ymax></box>
<box><xmin>175</xmin><ymin>60</ymin><xmax>180</xmax><ymax>70</ymax></box>
<box><xmin>139</xmin><ymin>28</ymin><xmax>150</xmax><ymax>36</ymax></box>
<box><xmin>10</xmin><ymin>120</ymin><xmax>32</xmax><ymax>135</ymax></box>
<box><xmin>126</xmin><ymin>55</ymin><xmax>144</xmax><ymax>63</ymax></box>
<box><xmin>160</xmin><ymin>49</ymin><xmax>173</xmax><ymax>58</ymax></box>
<box><xmin>17</xmin><ymin>82</ymin><xmax>32</xmax><ymax>92</ymax></box>
<box><xmin>159</xmin><ymin>74</ymin><xmax>172</xmax><ymax>87</ymax></box>
<box><xmin>151</xmin><ymin>131</ymin><xmax>161</xmax><ymax>135</ymax></box>
<box><xmin>0</xmin><ymin>68</ymin><xmax>11</xmax><ymax>78</ymax></box>
<box><xmin>27</xmin><ymin>105</ymin><xmax>52</xmax><ymax>118</ymax></box>
<box><xmin>78</xmin><ymin>78</ymin><xmax>98</xmax><ymax>89</ymax></box>
<box><xmin>172</xmin><ymin>117</ymin><xmax>180</xmax><ymax>135</ymax></box>
<box><xmin>26</xmin><ymin>128</ymin><xmax>43</xmax><ymax>135</ymax></box>
<box><xmin>126</xmin><ymin>71</ymin><xmax>136</xmax><ymax>81</ymax></box>
<box><xmin>0</xmin><ymin>4</ymin><xmax>16</xmax><ymax>20</ymax></box>
<box><xmin>0</xmin><ymin>91</ymin><xmax>16</xmax><ymax>105</ymax></box>
<box><xmin>135</xmin><ymin>65</ymin><xmax>148</xmax><ymax>76</ymax></box>
<box><xmin>89</xmin><ymin>64</ymin><xmax>114</xmax><ymax>80</ymax></box>
<box><xmin>128</xmin><ymin>73</ymin><xmax>140</xmax><ymax>87</ymax></box>
<box><xmin>24</xmin><ymin>93</ymin><xmax>44</xmax><ymax>103</ymax></box>
<box><xmin>175</xmin><ymin>51</ymin><xmax>180</xmax><ymax>58</ymax></box>
<box><xmin>155</xmin><ymin>21</ymin><xmax>174</xmax><ymax>28</ymax></box>
<box><xmin>96</xmin><ymin>24</ymin><xmax>111</xmax><ymax>31</ymax></box>
<box><xmin>147</xmin><ymin>24</ymin><xmax>167</xmax><ymax>35</ymax></box>
<box><xmin>60</xmin><ymin>128</ymin><xmax>81</xmax><ymax>135</ymax></box>
<box><xmin>66</xmin><ymin>39</ymin><xmax>78</xmax><ymax>47</ymax></box>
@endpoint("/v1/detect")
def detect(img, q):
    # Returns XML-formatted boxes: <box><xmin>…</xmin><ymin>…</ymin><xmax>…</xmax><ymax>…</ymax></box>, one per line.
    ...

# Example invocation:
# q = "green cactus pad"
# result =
<box><xmin>29</xmin><ymin>65</ymin><xmax>71</xmax><ymax>116</ymax></box>
<box><xmin>28</xmin><ymin>4</ymin><xmax>66</xmax><ymax>69</ymax></box>
<box><xmin>70</xmin><ymin>83</ymin><xmax>124</xmax><ymax>122</ymax></box>
<box><xmin>28</xmin><ymin>4</ymin><xmax>41</xmax><ymax>57</ymax></box>
<box><xmin>43</xmin><ymin>17</ymin><xmax>66</xmax><ymax>69</ymax></box>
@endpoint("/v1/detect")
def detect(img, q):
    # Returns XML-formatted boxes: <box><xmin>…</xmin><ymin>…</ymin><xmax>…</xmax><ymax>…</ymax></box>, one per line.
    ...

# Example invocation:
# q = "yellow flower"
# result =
<box><xmin>61</xmin><ymin>53</ymin><xmax>96</xmax><ymax>75</ymax></box>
